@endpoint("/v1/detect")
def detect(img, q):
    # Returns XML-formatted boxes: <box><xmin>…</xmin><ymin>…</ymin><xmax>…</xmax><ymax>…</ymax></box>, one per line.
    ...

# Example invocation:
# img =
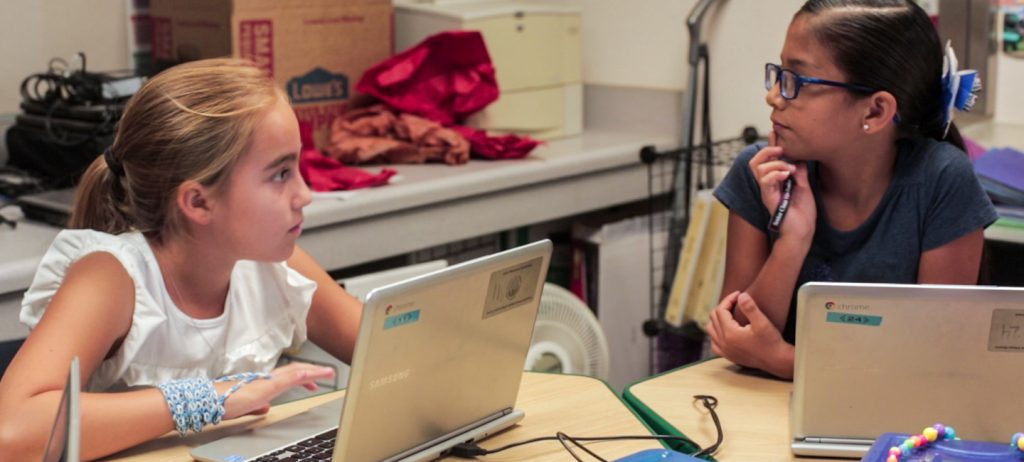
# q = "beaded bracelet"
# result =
<box><xmin>886</xmin><ymin>423</ymin><xmax>1024</xmax><ymax>461</ymax></box>
<box><xmin>215</xmin><ymin>372</ymin><xmax>272</xmax><ymax>407</ymax></box>
<box><xmin>158</xmin><ymin>372</ymin><xmax>271</xmax><ymax>437</ymax></box>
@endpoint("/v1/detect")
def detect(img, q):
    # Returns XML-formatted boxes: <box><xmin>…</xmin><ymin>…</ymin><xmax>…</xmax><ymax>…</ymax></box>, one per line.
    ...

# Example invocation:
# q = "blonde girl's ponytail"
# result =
<box><xmin>68</xmin><ymin>147</ymin><xmax>132</xmax><ymax>233</ymax></box>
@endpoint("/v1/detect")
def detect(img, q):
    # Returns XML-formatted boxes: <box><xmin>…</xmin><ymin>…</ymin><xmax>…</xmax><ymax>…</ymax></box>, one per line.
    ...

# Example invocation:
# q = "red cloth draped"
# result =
<box><xmin>356</xmin><ymin>30</ymin><xmax>498</xmax><ymax>126</ymax></box>
<box><xmin>297</xmin><ymin>122</ymin><xmax>396</xmax><ymax>192</ymax></box>
<box><xmin>452</xmin><ymin>126</ymin><xmax>541</xmax><ymax>160</ymax></box>
<box><xmin>354</xmin><ymin>30</ymin><xmax>539</xmax><ymax>161</ymax></box>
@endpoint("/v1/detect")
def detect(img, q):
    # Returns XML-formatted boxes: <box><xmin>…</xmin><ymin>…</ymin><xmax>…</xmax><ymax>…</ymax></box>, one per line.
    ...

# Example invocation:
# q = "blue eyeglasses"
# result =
<box><xmin>765</xmin><ymin>63</ymin><xmax>876</xmax><ymax>100</ymax></box>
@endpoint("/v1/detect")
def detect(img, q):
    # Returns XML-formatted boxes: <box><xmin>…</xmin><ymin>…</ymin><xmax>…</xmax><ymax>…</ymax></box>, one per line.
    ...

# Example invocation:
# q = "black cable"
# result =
<box><xmin>452</xmin><ymin>434</ymin><xmax>702</xmax><ymax>458</ymax></box>
<box><xmin>451</xmin><ymin>394</ymin><xmax>725</xmax><ymax>460</ymax></box>
<box><xmin>17</xmin><ymin>52</ymin><xmax>125</xmax><ymax>149</ymax></box>
<box><xmin>556</xmin><ymin>432</ymin><xmax>608</xmax><ymax>462</ymax></box>
<box><xmin>691</xmin><ymin>395</ymin><xmax>723</xmax><ymax>457</ymax></box>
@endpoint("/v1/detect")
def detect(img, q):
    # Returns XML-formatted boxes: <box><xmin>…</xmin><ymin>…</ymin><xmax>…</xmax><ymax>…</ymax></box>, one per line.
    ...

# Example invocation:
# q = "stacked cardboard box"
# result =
<box><xmin>149</xmin><ymin>0</ymin><xmax>393</xmax><ymax>147</ymax></box>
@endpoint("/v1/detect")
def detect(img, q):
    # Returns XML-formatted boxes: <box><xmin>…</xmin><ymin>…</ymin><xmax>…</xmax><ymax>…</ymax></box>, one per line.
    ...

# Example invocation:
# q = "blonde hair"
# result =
<box><xmin>70</xmin><ymin>58</ymin><xmax>282</xmax><ymax>243</ymax></box>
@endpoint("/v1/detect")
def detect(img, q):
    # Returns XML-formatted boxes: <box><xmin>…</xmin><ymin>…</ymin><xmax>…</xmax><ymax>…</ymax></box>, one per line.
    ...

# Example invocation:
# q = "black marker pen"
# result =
<box><xmin>768</xmin><ymin>175</ymin><xmax>794</xmax><ymax>234</ymax></box>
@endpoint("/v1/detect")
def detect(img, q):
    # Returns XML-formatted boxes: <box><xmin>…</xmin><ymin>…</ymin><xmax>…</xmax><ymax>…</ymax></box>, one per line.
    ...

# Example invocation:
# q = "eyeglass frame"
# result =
<box><xmin>765</xmin><ymin>63</ymin><xmax>877</xmax><ymax>100</ymax></box>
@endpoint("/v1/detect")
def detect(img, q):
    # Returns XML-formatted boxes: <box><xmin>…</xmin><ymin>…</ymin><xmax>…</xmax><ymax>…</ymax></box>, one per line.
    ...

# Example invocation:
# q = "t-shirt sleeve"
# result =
<box><xmin>921</xmin><ymin>148</ymin><xmax>999</xmax><ymax>251</ymax></box>
<box><xmin>713</xmin><ymin>143</ymin><xmax>770</xmax><ymax>232</ymax></box>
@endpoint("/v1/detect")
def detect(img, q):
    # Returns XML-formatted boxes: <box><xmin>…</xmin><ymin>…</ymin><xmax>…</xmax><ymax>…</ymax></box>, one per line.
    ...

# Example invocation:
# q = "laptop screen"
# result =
<box><xmin>190</xmin><ymin>240</ymin><xmax>552</xmax><ymax>462</ymax></box>
<box><xmin>791</xmin><ymin>282</ymin><xmax>1024</xmax><ymax>458</ymax></box>
<box><xmin>42</xmin><ymin>357</ymin><xmax>80</xmax><ymax>462</ymax></box>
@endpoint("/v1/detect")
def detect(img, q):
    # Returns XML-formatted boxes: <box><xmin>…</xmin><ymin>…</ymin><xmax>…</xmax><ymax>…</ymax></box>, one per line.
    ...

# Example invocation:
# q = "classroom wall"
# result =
<box><xmin>995</xmin><ymin>9</ymin><xmax>1024</xmax><ymax>125</ymax></box>
<box><xmin>3</xmin><ymin>1</ymin><xmax>1020</xmax><ymax>134</ymax></box>
<box><xmin>995</xmin><ymin>55</ymin><xmax>1024</xmax><ymax>124</ymax></box>
<box><xmin>0</xmin><ymin>0</ymin><xmax>130</xmax><ymax>115</ymax></box>
<box><xmin>575</xmin><ymin>0</ymin><xmax>803</xmax><ymax>142</ymax></box>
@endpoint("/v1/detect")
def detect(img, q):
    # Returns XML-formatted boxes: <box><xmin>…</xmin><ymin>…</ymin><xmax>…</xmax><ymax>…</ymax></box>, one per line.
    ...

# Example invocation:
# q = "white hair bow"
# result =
<box><xmin>941</xmin><ymin>40</ymin><xmax>981</xmax><ymax>137</ymax></box>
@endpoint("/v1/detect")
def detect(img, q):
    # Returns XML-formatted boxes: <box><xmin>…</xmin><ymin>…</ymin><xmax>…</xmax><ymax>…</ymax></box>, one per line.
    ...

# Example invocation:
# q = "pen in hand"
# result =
<box><xmin>767</xmin><ymin>132</ymin><xmax>795</xmax><ymax>234</ymax></box>
<box><xmin>768</xmin><ymin>175</ymin><xmax>794</xmax><ymax>233</ymax></box>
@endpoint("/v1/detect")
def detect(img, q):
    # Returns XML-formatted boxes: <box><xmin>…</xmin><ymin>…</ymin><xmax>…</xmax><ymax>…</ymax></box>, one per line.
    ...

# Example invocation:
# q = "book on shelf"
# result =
<box><xmin>663</xmin><ymin>190</ymin><xmax>728</xmax><ymax>328</ymax></box>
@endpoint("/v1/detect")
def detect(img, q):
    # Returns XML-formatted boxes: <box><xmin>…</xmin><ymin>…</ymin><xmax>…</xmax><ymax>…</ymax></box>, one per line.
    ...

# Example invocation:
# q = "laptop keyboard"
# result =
<box><xmin>251</xmin><ymin>428</ymin><xmax>338</xmax><ymax>461</ymax></box>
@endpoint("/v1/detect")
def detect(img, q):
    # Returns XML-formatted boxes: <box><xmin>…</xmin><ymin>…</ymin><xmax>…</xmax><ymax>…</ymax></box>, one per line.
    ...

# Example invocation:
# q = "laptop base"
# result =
<box><xmin>191</xmin><ymin>397</ymin><xmax>345</xmax><ymax>462</ymax></box>
<box><xmin>192</xmin><ymin>402</ymin><xmax>523</xmax><ymax>462</ymax></box>
<box><xmin>791</xmin><ymin>438</ymin><xmax>872</xmax><ymax>459</ymax></box>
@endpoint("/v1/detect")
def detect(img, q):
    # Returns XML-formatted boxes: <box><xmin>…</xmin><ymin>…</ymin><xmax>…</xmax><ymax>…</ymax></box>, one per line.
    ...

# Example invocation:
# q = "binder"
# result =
<box><xmin>663</xmin><ymin>190</ymin><xmax>728</xmax><ymax>327</ymax></box>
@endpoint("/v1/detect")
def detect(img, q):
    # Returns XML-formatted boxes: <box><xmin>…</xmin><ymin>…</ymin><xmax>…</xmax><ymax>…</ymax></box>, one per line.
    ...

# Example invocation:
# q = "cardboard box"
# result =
<box><xmin>395</xmin><ymin>0</ymin><xmax>582</xmax><ymax>140</ymax></box>
<box><xmin>149</xmin><ymin>0</ymin><xmax>393</xmax><ymax>147</ymax></box>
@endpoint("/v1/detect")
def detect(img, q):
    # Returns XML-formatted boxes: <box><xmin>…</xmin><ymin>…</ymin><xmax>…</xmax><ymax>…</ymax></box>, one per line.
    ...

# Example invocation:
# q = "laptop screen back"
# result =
<box><xmin>42</xmin><ymin>357</ymin><xmax>80</xmax><ymax>462</ymax></box>
<box><xmin>792</xmin><ymin>282</ymin><xmax>1024</xmax><ymax>450</ymax></box>
<box><xmin>335</xmin><ymin>240</ymin><xmax>551</xmax><ymax>461</ymax></box>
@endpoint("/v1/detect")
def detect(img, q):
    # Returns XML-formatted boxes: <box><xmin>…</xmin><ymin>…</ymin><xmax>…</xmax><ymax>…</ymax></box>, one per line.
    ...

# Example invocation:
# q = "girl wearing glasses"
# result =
<box><xmin>706</xmin><ymin>0</ymin><xmax>997</xmax><ymax>379</ymax></box>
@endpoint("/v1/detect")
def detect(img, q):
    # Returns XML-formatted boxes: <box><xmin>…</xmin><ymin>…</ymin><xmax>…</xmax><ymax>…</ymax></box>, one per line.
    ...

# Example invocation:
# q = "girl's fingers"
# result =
<box><xmin>291</xmin><ymin>367</ymin><xmax>334</xmax><ymax>385</ymax></box>
<box><xmin>709</xmin><ymin>309</ymin><xmax>725</xmax><ymax>342</ymax></box>
<box><xmin>755</xmin><ymin>159</ymin><xmax>796</xmax><ymax>177</ymax></box>
<box><xmin>705</xmin><ymin>319</ymin><xmax>718</xmax><ymax>342</ymax></box>
<box><xmin>750</xmin><ymin>145</ymin><xmax>785</xmax><ymax>167</ymax></box>
<box><xmin>756</xmin><ymin>171</ymin><xmax>790</xmax><ymax>211</ymax></box>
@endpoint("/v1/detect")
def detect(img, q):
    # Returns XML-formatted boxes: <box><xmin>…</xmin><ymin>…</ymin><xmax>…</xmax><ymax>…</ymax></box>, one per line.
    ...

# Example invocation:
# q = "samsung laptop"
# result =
<box><xmin>43</xmin><ymin>356</ymin><xmax>81</xmax><ymax>462</ymax></box>
<box><xmin>192</xmin><ymin>239</ymin><xmax>552</xmax><ymax>462</ymax></box>
<box><xmin>790</xmin><ymin>282</ymin><xmax>1024</xmax><ymax>458</ymax></box>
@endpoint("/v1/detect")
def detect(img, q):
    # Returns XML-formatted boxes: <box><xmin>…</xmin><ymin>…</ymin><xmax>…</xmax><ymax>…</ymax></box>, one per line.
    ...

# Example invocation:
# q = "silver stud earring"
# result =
<box><xmin>863</xmin><ymin>124</ymin><xmax>870</xmax><ymax>131</ymax></box>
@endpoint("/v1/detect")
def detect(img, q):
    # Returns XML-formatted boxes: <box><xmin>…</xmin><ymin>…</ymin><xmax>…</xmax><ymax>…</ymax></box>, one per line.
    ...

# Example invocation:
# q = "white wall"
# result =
<box><xmin>995</xmin><ymin>10</ymin><xmax>1024</xmax><ymax>125</ymax></box>
<box><xmin>704</xmin><ymin>0</ymin><xmax>803</xmax><ymax>137</ymax></box>
<box><xmin>0</xmin><ymin>0</ymin><xmax>130</xmax><ymax>115</ymax></box>
<box><xmin>4</xmin><ymin>0</ymin><xmax>1018</xmax><ymax>131</ymax></box>
<box><xmin>995</xmin><ymin>55</ymin><xmax>1024</xmax><ymax>125</ymax></box>
<box><xmin>576</xmin><ymin>0</ymin><xmax>803</xmax><ymax>140</ymax></box>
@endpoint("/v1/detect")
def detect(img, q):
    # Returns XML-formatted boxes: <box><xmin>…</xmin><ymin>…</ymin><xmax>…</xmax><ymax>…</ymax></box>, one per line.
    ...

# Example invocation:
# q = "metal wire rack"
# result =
<box><xmin>639</xmin><ymin>128</ymin><xmax>761</xmax><ymax>370</ymax></box>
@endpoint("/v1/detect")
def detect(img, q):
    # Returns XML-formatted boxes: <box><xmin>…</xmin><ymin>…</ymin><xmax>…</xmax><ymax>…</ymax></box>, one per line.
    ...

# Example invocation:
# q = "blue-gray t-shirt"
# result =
<box><xmin>713</xmin><ymin>136</ymin><xmax>998</xmax><ymax>343</ymax></box>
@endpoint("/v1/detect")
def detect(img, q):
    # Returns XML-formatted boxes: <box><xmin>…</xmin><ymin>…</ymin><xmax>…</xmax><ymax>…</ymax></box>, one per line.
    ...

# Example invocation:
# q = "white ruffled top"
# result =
<box><xmin>20</xmin><ymin>230</ymin><xmax>317</xmax><ymax>392</ymax></box>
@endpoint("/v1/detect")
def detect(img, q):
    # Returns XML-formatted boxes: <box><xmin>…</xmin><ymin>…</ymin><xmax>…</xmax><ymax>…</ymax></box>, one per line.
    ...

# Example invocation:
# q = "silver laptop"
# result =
<box><xmin>791</xmin><ymin>282</ymin><xmax>1024</xmax><ymax>458</ymax></box>
<box><xmin>192</xmin><ymin>240</ymin><xmax>552</xmax><ymax>462</ymax></box>
<box><xmin>43</xmin><ymin>356</ymin><xmax>81</xmax><ymax>462</ymax></box>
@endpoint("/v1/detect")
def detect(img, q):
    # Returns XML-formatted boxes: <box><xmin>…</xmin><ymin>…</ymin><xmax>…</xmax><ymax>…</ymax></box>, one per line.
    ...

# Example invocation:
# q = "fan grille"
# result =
<box><xmin>527</xmin><ymin>283</ymin><xmax>610</xmax><ymax>379</ymax></box>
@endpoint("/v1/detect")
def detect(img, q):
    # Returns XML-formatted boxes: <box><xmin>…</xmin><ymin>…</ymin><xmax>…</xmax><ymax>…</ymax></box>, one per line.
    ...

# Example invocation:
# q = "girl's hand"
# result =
<box><xmin>749</xmin><ymin>131</ymin><xmax>816</xmax><ymax>243</ymax></box>
<box><xmin>706</xmin><ymin>291</ymin><xmax>793</xmax><ymax>379</ymax></box>
<box><xmin>219</xmin><ymin>362</ymin><xmax>336</xmax><ymax>419</ymax></box>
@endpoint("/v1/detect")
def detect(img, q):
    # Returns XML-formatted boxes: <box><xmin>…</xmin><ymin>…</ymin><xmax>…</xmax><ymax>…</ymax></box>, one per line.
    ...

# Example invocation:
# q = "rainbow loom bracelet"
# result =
<box><xmin>886</xmin><ymin>424</ymin><xmax>1024</xmax><ymax>461</ymax></box>
<box><xmin>158</xmin><ymin>372</ymin><xmax>272</xmax><ymax>437</ymax></box>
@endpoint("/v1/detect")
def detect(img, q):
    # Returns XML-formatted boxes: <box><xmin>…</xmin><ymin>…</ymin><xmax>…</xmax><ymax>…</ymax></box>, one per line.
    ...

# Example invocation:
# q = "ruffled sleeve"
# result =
<box><xmin>20</xmin><ymin>230</ymin><xmax>148</xmax><ymax>329</ymax></box>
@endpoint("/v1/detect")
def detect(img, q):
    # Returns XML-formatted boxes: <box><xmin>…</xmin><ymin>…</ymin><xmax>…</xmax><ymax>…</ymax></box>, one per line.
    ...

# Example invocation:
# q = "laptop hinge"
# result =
<box><xmin>802</xmin><ymin>436</ymin><xmax>874</xmax><ymax>446</ymax></box>
<box><xmin>384</xmin><ymin>408</ymin><xmax>515</xmax><ymax>462</ymax></box>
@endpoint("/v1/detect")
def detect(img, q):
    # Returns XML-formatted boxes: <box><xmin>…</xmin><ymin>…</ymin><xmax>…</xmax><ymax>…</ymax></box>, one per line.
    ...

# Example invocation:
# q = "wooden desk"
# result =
<box><xmin>104</xmin><ymin>372</ymin><xmax>663</xmax><ymax>461</ymax></box>
<box><xmin>623</xmin><ymin>358</ymin><xmax>832</xmax><ymax>462</ymax></box>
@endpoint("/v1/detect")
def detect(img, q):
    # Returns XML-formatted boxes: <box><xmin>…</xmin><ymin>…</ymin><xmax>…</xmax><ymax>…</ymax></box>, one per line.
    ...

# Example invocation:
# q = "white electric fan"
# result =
<box><xmin>525</xmin><ymin>283</ymin><xmax>610</xmax><ymax>380</ymax></box>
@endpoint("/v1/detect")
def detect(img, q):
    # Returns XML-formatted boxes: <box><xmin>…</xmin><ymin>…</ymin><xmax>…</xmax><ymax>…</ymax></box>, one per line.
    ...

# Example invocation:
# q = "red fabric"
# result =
<box><xmin>354</xmin><ymin>30</ymin><xmax>541</xmax><ymax>161</ymax></box>
<box><xmin>452</xmin><ymin>125</ymin><xmax>540</xmax><ymax>160</ymax></box>
<box><xmin>325</xmin><ymin>104</ymin><xmax>469</xmax><ymax>165</ymax></box>
<box><xmin>356</xmin><ymin>30</ymin><xmax>498</xmax><ymax>126</ymax></box>
<box><xmin>297</xmin><ymin>122</ymin><xmax>397</xmax><ymax>192</ymax></box>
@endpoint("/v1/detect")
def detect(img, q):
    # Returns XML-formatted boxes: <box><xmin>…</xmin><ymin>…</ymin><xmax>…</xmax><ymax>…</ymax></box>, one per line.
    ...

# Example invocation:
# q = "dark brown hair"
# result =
<box><xmin>797</xmin><ymin>0</ymin><xmax>965</xmax><ymax>150</ymax></box>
